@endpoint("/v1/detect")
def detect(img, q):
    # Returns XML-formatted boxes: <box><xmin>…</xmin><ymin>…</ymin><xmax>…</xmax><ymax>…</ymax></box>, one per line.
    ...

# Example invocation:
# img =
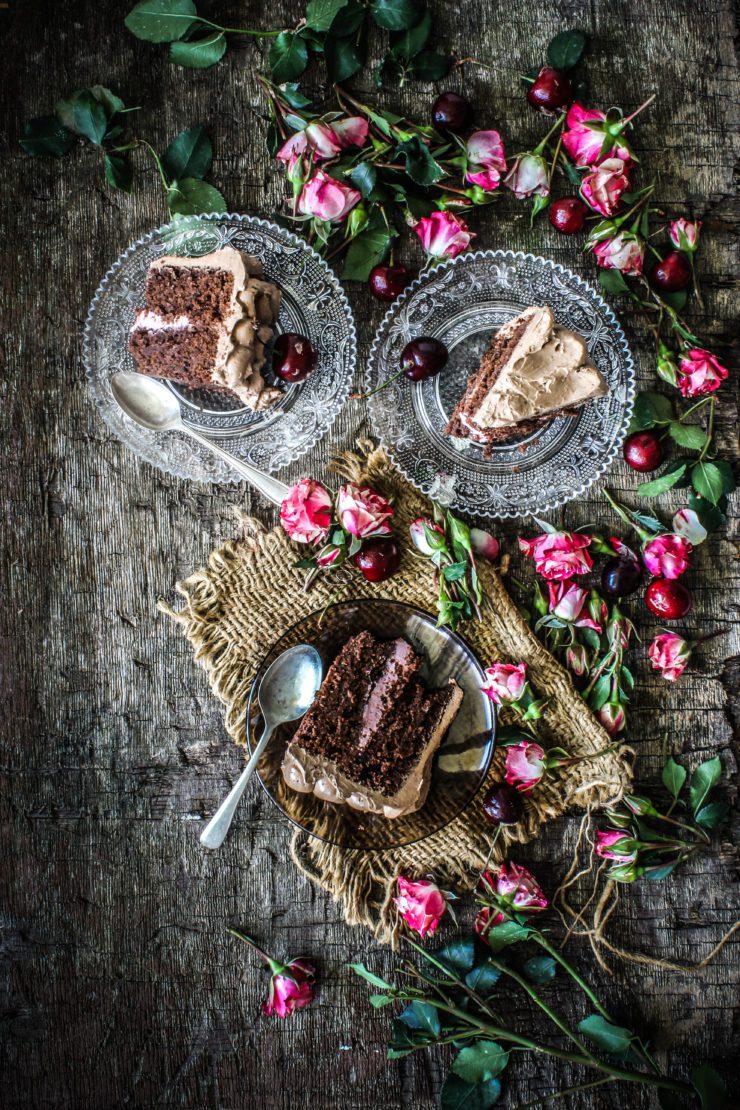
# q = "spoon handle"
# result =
<box><xmin>199</xmin><ymin>723</ymin><xmax>275</xmax><ymax>850</ymax></box>
<box><xmin>183</xmin><ymin>425</ymin><xmax>290</xmax><ymax>505</ymax></box>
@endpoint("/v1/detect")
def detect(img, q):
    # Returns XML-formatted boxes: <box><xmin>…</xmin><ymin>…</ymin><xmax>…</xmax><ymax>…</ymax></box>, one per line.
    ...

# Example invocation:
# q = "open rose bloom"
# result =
<box><xmin>519</xmin><ymin>531</ymin><xmax>593</xmax><ymax>580</ymax></box>
<box><xmin>594</xmin><ymin>231</ymin><xmax>645</xmax><ymax>275</ymax></box>
<box><xmin>677</xmin><ymin>348</ymin><xmax>728</xmax><ymax>398</ymax></box>
<box><xmin>414</xmin><ymin>210</ymin><xmax>475</xmax><ymax>260</ymax></box>
<box><xmin>298</xmin><ymin>169</ymin><xmax>361</xmax><ymax>223</ymax></box>
<box><xmin>581</xmin><ymin>156</ymin><xmax>632</xmax><ymax>217</ymax></box>
<box><xmin>505</xmin><ymin>741</ymin><xmax>546</xmax><ymax>792</ymax></box>
<box><xmin>648</xmin><ymin>632</ymin><xmax>691</xmax><ymax>682</ymax></box>
<box><xmin>337</xmin><ymin>483</ymin><xmax>393</xmax><ymax>539</ymax></box>
<box><xmin>642</xmin><ymin>533</ymin><xmax>692</xmax><ymax>579</ymax></box>
<box><xmin>280</xmin><ymin>478</ymin><xmax>333</xmax><ymax>544</ymax></box>
<box><xmin>548</xmin><ymin>580</ymin><xmax>602</xmax><ymax>630</ymax></box>
<box><xmin>393</xmin><ymin>876</ymin><xmax>448</xmax><ymax>938</ymax></box>
<box><xmin>562</xmin><ymin>102</ymin><xmax>631</xmax><ymax>167</ymax></box>
<box><xmin>481</xmin><ymin>662</ymin><xmax>527</xmax><ymax>705</ymax></box>
<box><xmin>475</xmin><ymin>862</ymin><xmax>549</xmax><ymax>939</ymax></box>
<box><xmin>465</xmin><ymin>130</ymin><xmax>507</xmax><ymax>191</ymax></box>
<box><xmin>503</xmin><ymin>153</ymin><xmax>549</xmax><ymax>199</ymax></box>
<box><xmin>263</xmin><ymin>957</ymin><xmax>317</xmax><ymax>1018</ymax></box>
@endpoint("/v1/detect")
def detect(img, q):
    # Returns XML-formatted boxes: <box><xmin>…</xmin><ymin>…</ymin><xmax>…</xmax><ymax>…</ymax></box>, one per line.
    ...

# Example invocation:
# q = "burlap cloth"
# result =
<box><xmin>160</xmin><ymin>441</ymin><xmax>632</xmax><ymax>945</ymax></box>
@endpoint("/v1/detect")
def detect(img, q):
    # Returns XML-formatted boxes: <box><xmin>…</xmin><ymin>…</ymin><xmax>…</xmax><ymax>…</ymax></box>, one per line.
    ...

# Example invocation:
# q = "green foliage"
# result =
<box><xmin>348</xmin><ymin>962</ymin><xmax>394</xmax><ymax>990</ymax></box>
<box><xmin>691</xmin><ymin>1063</ymin><xmax>727</xmax><ymax>1109</ymax></box>
<box><xmin>522</xmin><ymin>955</ymin><xmax>556</xmax><ymax>983</ymax></box>
<box><xmin>452</xmin><ymin>1041</ymin><xmax>509</xmax><ymax>1082</ymax></box>
<box><xmin>125</xmin><ymin>0</ymin><xmax>199</xmax><ymax>42</ymax></box>
<box><xmin>547</xmin><ymin>29</ymin><xmax>586</xmax><ymax>70</ymax></box>
<box><xmin>481</xmin><ymin>921</ymin><xmax>530</xmax><ymax>953</ymax></box>
<box><xmin>578</xmin><ymin>1014</ymin><xmax>636</xmax><ymax>1060</ymax></box>
<box><xmin>169</xmin><ymin>31</ymin><xmax>228</xmax><ymax>67</ymax></box>
<box><xmin>637</xmin><ymin>461</ymin><xmax>688</xmax><ymax>497</ymax></box>
<box><xmin>464</xmin><ymin>960</ymin><xmax>501</xmax><ymax>995</ymax></box>
<box><xmin>688</xmin><ymin>757</ymin><xmax>722</xmax><ymax>816</ymax></box>
<box><xmin>161</xmin><ymin>125</ymin><xmax>213</xmax><ymax>180</ymax></box>
<box><xmin>20</xmin><ymin>116</ymin><xmax>75</xmax><ymax>157</ymax></box>
<box><xmin>435</xmin><ymin>937</ymin><xmax>476</xmax><ymax>974</ymax></box>
<box><xmin>269</xmin><ymin>31</ymin><xmax>309</xmax><ymax>82</ymax></box>
<box><xmin>166</xmin><ymin>178</ymin><xmax>226</xmax><ymax>215</ymax></box>
<box><xmin>661</xmin><ymin>756</ymin><xmax>687</xmax><ymax>800</ymax></box>
<box><xmin>441</xmin><ymin>1074</ymin><xmax>502</xmax><ymax>1110</ymax></box>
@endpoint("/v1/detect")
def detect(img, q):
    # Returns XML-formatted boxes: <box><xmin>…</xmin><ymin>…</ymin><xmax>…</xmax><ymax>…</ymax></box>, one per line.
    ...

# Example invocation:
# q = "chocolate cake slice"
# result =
<box><xmin>445</xmin><ymin>306</ymin><xmax>607</xmax><ymax>453</ymax></box>
<box><xmin>128</xmin><ymin>247</ymin><xmax>283</xmax><ymax>411</ymax></box>
<box><xmin>281</xmin><ymin>630</ymin><xmax>464</xmax><ymax>818</ymax></box>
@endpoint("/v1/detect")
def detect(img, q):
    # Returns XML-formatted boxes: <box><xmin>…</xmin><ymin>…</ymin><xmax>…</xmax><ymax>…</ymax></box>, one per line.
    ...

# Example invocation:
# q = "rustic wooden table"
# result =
<box><xmin>2</xmin><ymin>1</ymin><xmax>738</xmax><ymax>1107</ymax></box>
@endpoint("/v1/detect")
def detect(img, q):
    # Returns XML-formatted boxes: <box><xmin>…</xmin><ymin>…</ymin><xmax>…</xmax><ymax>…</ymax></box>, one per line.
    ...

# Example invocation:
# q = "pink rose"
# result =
<box><xmin>331</xmin><ymin>116</ymin><xmax>369</xmax><ymax>150</ymax></box>
<box><xmin>593</xmin><ymin>232</ymin><xmax>645</xmax><ymax>276</ymax></box>
<box><xmin>280</xmin><ymin>478</ymin><xmax>333</xmax><ymax>544</ymax></box>
<box><xmin>669</xmin><ymin>218</ymin><xmax>701</xmax><ymax>253</ymax></box>
<box><xmin>475</xmin><ymin>863</ymin><xmax>549</xmax><ymax>938</ymax></box>
<box><xmin>337</xmin><ymin>483</ymin><xmax>393</xmax><ymax>539</ymax></box>
<box><xmin>597</xmin><ymin>701</ymin><xmax>626</xmax><ymax>736</ymax></box>
<box><xmin>672</xmin><ymin>508</ymin><xmax>707</xmax><ymax>546</ymax></box>
<box><xmin>595</xmin><ymin>829</ymin><xmax>637</xmax><ymax>862</ymax></box>
<box><xmin>409</xmin><ymin>516</ymin><xmax>445</xmax><ymax>556</ymax></box>
<box><xmin>414</xmin><ymin>210</ymin><xmax>475</xmax><ymax>260</ymax></box>
<box><xmin>547</xmin><ymin>580</ymin><xmax>602</xmax><ymax>630</ymax></box>
<box><xmin>581</xmin><ymin>157</ymin><xmax>632</xmax><ymax>217</ymax></box>
<box><xmin>562</xmin><ymin>102</ymin><xmax>631</xmax><ymax>167</ymax></box>
<box><xmin>297</xmin><ymin>169</ymin><xmax>361</xmax><ymax>223</ymax></box>
<box><xmin>481</xmin><ymin>662</ymin><xmax>527</xmax><ymax>705</ymax></box>
<box><xmin>503</xmin><ymin>153</ymin><xmax>549</xmax><ymax>199</ymax></box>
<box><xmin>643</xmin><ymin>534</ymin><xmax>691</xmax><ymax>579</ymax></box>
<box><xmin>677</xmin><ymin>349</ymin><xmax>728</xmax><ymax>398</ymax></box>
<box><xmin>470</xmin><ymin>527</ymin><xmax>500</xmax><ymax>561</ymax></box>
<box><xmin>518</xmin><ymin>531</ymin><xmax>593</xmax><ymax>580</ymax></box>
<box><xmin>465</xmin><ymin>130</ymin><xmax>507</xmax><ymax>192</ymax></box>
<box><xmin>276</xmin><ymin>116</ymin><xmax>368</xmax><ymax>164</ymax></box>
<box><xmin>505</xmin><ymin>741</ymin><xmax>546</xmax><ymax>792</ymax></box>
<box><xmin>648</xmin><ymin>632</ymin><xmax>691</xmax><ymax>682</ymax></box>
<box><xmin>393</xmin><ymin>876</ymin><xmax>448</xmax><ymax>938</ymax></box>
<box><xmin>263</xmin><ymin>957</ymin><xmax>316</xmax><ymax>1018</ymax></box>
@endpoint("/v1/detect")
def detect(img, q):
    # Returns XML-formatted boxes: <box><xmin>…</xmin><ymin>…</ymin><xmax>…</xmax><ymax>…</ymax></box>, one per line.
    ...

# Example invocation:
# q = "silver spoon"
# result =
<box><xmin>111</xmin><ymin>371</ymin><xmax>290</xmax><ymax>505</ymax></box>
<box><xmin>199</xmin><ymin>643</ymin><xmax>323</xmax><ymax>850</ymax></box>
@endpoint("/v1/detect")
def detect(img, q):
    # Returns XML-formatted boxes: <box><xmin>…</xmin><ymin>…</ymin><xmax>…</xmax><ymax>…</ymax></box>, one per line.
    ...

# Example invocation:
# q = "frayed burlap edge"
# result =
<box><xmin>160</xmin><ymin>440</ymin><xmax>632</xmax><ymax>946</ymax></box>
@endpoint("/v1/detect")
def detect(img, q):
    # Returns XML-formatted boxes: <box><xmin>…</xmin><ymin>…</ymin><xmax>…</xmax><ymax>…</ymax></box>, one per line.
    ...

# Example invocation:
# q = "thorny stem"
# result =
<box><xmin>512</xmin><ymin>1076</ymin><xmax>613</xmax><ymax>1109</ymax></box>
<box><xmin>488</xmin><ymin>957</ymin><xmax>592</xmax><ymax>1056</ymax></box>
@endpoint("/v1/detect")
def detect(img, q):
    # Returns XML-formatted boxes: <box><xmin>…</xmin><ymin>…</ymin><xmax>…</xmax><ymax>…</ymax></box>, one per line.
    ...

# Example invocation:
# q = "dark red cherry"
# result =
<box><xmin>527</xmin><ymin>66</ymin><xmax>572</xmax><ymax>112</ymax></box>
<box><xmin>432</xmin><ymin>91</ymin><xmax>473</xmax><ymax>134</ymax></box>
<box><xmin>400</xmin><ymin>337</ymin><xmax>449</xmax><ymax>382</ymax></box>
<box><xmin>548</xmin><ymin>196</ymin><xmax>587</xmax><ymax>234</ymax></box>
<box><xmin>645</xmin><ymin>578</ymin><xmax>692</xmax><ymax>620</ymax></box>
<box><xmin>623</xmin><ymin>431</ymin><xmax>664</xmax><ymax>472</ymax></box>
<box><xmin>351</xmin><ymin>537</ymin><xmax>401</xmax><ymax>583</ymax></box>
<box><xmin>272</xmin><ymin>332</ymin><xmax>316</xmax><ymax>383</ymax></box>
<box><xmin>649</xmin><ymin>251</ymin><xmax>692</xmax><ymax>293</ymax></box>
<box><xmin>481</xmin><ymin>782</ymin><xmax>524</xmax><ymax>825</ymax></box>
<box><xmin>368</xmin><ymin>264</ymin><xmax>410</xmax><ymax>302</ymax></box>
<box><xmin>601</xmin><ymin>557</ymin><xmax>643</xmax><ymax>599</ymax></box>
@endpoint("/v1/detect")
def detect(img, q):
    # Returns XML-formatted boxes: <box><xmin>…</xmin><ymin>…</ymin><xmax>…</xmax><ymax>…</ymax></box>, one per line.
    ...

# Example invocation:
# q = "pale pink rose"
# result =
<box><xmin>481</xmin><ymin>662</ymin><xmax>527</xmax><ymax>705</ymax></box>
<box><xmin>409</xmin><ymin>516</ymin><xmax>445</xmax><ymax>556</ymax></box>
<box><xmin>597</xmin><ymin>701</ymin><xmax>626</xmax><ymax>736</ymax></box>
<box><xmin>595</xmin><ymin>829</ymin><xmax>637</xmax><ymax>862</ymax></box>
<box><xmin>643</xmin><ymin>534</ymin><xmax>692</xmax><ymax>579</ymax></box>
<box><xmin>475</xmin><ymin>863</ymin><xmax>549</xmax><ymax>938</ymax></box>
<box><xmin>414</xmin><ymin>210</ymin><xmax>475</xmax><ymax>260</ymax></box>
<box><xmin>336</xmin><ymin>484</ymin><xmax>393</xmax><ymax>539</ymax></box>
<box><xmin>518</xmin><ymin>531</ymin><xmax>593</xmax><ymax>581</ymax></box>
<box><xmin>330</xmin><ymin>116</ymin><xmax>369</xmax><ymax>150</ymax></box>
<box><xmin>669</xmin><ymin>218</ymin><xmax>701</xmax><ymax>253</ymax></box>
<box><xmin>394</xmin><ymin>877</ymin><xmax>447</xmax><ymax>937</ymax></box>
<box><xmin>297</xmin><ymin>169</ymin><xmax>361</xmax><ymax>223</ymax></box>
<box><xmin>465</xmin><ymin>130</ymin><xmax>507</xmax><ymax>191</ymax></box>
<box><xmin>470</xmin><ymin>527</ymin><xmax>500</xmax><ymax>561</ymax></box>
<box><xmin>581</xmin><ymin>157</ymin><xmax>632</xmax><ymax>217</ymax></box>
<box><xmin>648</xmin><ymin>632</ymin><xmax>691</xmax><ymax>682</ymax></box>
<box><xmin>302</xmin><ymin>121</ymin><xmax>343</xmax><ymax>159</ymax></box>
<box><xmin>277</xmin><ymin>117</ymin><xmax>368</xmax><ymax>164</ymax></box>
<box><xmin>593</xmin><ymin>232</ymin><xmax>645</xmax><ymax>276</ymax></box>
<box><xmin>276</xmin><ymin>130</ymin><xmax>310</xmax><ymax>165</ymax></box>
<box><xmin>562</xmin><ymin>102</ymin><xmax>630</xmax><ymax>167</ymax></box>
<box><xmin>263</xmin><ymin>958</ymin><xmax>316</xmax><ymax>1018</ymax></box>
<box><xmin>503</xmin><ymin>153</ymin><xmax>549</xmax><ymax>199</ymax></box>
<box><xmin>672</xmin><ymin>508</ymin><xmax>707</xmax><ymax>546</ymax></box>
<box><xmin>547</xmin><ymin>580</ymin><xmax>602</xmax><ymax>630</ymax></box>
<box><xmin>677</xmin><ymin>349</ymin><xmax>728</xmax><ymax>398</ymax></box>
<box><xmin>280</xmin><ymin>478</ymin><xmax>333</xmax><ymax>544</ymax></box>
<box><xmin>505</xmin><ymin>741</ymin><xmax>546</xmax><ymax>792</ymax></box>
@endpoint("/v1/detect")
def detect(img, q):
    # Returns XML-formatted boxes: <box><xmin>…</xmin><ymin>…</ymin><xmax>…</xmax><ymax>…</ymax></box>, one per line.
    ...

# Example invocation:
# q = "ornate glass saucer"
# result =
<box><xmin>366</xmin><ymin>250</ymin><xmax>635</xmax><ymax>520</ymax></box>
<box><xmin>83</xmin><ymin>213</ymin><xmax>357</xmax><ymax>483</ymax></box>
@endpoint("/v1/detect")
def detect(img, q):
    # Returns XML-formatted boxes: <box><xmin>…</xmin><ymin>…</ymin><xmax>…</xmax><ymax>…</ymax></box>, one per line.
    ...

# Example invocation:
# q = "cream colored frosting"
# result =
<box><xmin>149</xmin><ymin>248</ymin><xmax>283</xmax><ymax>411</ymax></box>
<box><xmin>280</xmin><ymin>680</ymin><xmax>464</xmax><ymax>818</ymax></box>
<box><xmin>472</xmin><ymin>306</ymin><xmax>607</xmax><ymax>430</ymax></box>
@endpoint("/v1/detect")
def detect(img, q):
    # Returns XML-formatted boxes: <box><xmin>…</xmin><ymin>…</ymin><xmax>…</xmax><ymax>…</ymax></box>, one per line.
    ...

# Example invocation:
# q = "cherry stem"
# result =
<box><xmin>533</xmin><ymin>112</ymin><xmax>567</xmax><ymax>156</ymax></box>
<box><xmin>351</xmin><ymin>367</ymin><xmax>405</xmax><ymax>401</ymax></box>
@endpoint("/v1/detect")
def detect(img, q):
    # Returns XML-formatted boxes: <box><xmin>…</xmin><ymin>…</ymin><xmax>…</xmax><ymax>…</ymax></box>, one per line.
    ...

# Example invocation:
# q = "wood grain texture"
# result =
<box><xmin>0</xmin><ymin>1</ymin><xmax>737</xmax><ymax>1107</ymax></box>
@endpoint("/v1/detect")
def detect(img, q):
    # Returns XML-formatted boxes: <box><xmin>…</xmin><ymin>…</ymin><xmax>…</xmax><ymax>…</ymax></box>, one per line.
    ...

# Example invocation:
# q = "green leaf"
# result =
<box><xmin>104</xmin><ymin>153</ymin><xmax>133</xmax><ymax>191</ymax></box>
<box><xmin>644</xmin><ymin>862</ymin><xmax>677</xmax><ymax>881</ymax></box>
<box><xmin>169</xmin><ymin>30</ymin><xmax>227</xmax><ymax>67</ymax></box>
<box><xmin>482</xmin><ymin>921</ymin><xmax>529</xmax><ymax>953</ymax></box>
<box><xmin>661</xmin><ymin>756</ymin><xmax>687</xmax><ymax>800</ymax></box>
<box><xmin>589</xmin><ymin>673</ymin><xmax>612</xmax><ymax>713</ymax></box>
<box><xmin>547</xmin><ymin>29</ymin><xmax>586</xmax><ymax>70</ymax></box>
<box><xmin>390</xmin><ymin>8</ymin><xmax>431</xmax><ymax>58</ymax></box>
<box><xmin>630</xmin><ymin>390</ymin><xmax>674</xmax><ymax>429</ymax></box>
<box><xmin>662</xmin><ymin>290</ymin><xmax>688</xmax><ymax>311</ymax></box>
<box><xmin>578</xmin><ymin>1014</ymin><xmax>636</xmax><ymax>1060</ymax></box>
<box><xmin>394</xmin><ymin>135</ymin><xmax>444</xmax><ymax>186</ymax></box>
<box><xmin>691</xmin><ymin>1063</ymin><xmax>727</xmax><ymax>1109</ymax></box>
<box><xmin>694</xmin><ymin>801</ymin><xmax>729</xmax><ymax>831</ymax></box>
<box><xmin>125</xmin><ymin>0</ymin><xmax>198</xmax><ymax>42</ymax></box>
<box><xmin>371</xmin><ymin>0</ymin><xmax>421</xmax><ymax>31</ymax></box>
<box><xmin>161</xmin><ymin>125</ymin><xmax>213</xmax><ymax>181</ymax></box>
<box><xmin>341</xmin><ymin>225</ymin><xmax>392</xmax><ymax>282</ymax></box>
<box><xmin>280</xmin><ymin>83</ymin><xmax>313</xmax><ymax>110</ymax></box>
<box><xmin>443</xmin><ymin>561</ymin><xmax>468</xmax><ymax>582</ymax></box>
<box><xmin>19</xmin><ymin>116</ymin><xmax>75</xmax><ymax>156</ymax></box>
<box><xmin>598</xmin><ymin>268</ymin><xmax>629</xmax><ymax>296</ymax></box>
<box><xmin>329</xmin><ymin>0</ymin><xmax>366</xmax><ymax>35</ymax></box>
<box><xmin>269</xmin><ymin>31</ymin><xmax>309</xmax><ymax>83</ymax></box>
<box><xmin>305</xmin><ymin>0</ymin><xmax>349</xmax><ymax>32</ymax></box>
<box><xmin>464</xmin><ymin>960</ymin><xmax>501</xmax><ymax>995</ymax></box>
<box><xmin>522</xmin><ymin>956</ymin><xmax>556</xmax><ymax>983</ymax></box>
<box><xmin>452</xmin><ymin>1041</ymin><xmax>509</xmax><ymax>1083</ymax></box>
<box><xmin>325</xmin><ymin>33</ymin><xmax>366</xmax><ymax>83</ymax></box>
<box><xmin>689</xmin><ymin>757</ymin><xmax>722</xmax><ymax>815</ymax></box>
<box><xmin>166</xmin><ymin>178</ymin><xmax>226</xmax><ymax>215</ymax></box>
<box><xmin>637</xmin><ymin>462</ymin><xmax>688</xmax><ymax>497</ymax></box>
<box><xmin>408</xmin><ymin>50</ymin><xmax>451</xmax><ymax>81</ymax></box>
<box><xmin>398</xmin><ymin>1000</ymin><xmax>441</xmax><ymax>1036</ymax></box>
<box><xmin>689</xmin><ymin>492</ymin><xmax>727</xmax><ymax>533</ymax></box>
<box><xmin>692</xmin><ymin>460</ymin><xmax>736</xmax><ymax>505</ymax></box>
<box><xmin>441</xmin><ymin>1074</ymin><xmax>502</xmax><ymax>1110</ymax></box>
<box><xmin>348</xmin><ymin>961</ymin><xmax>394</xmax><ymax>990</ymax></box>
<box><xmin>435</xmin><ymin>937</ymin><xmax>476</xmax><ymax>973</ymax></box>
<box><xmin>388</xmin><ymin>1018</ymin><xmax>421</xmax><ymax>1058</ymax></box>
<box><xmin>348</xmin><ymin>162</ymin><xmax>378</xmax><ymax>199</ymax></box>
<box><xmin>668</xmin><ymin>421</ymin><xmax>707</xmax><ymax>450</ymax></box>
<box><xmin>54</xmin><ymin>89</ymin><xmax>108</xmax><ymax>145</ymax></box>
<box><xmin>369</xmin><ymin>993</ymin><xmax>396</xmax><ymax>1007</ymax></box>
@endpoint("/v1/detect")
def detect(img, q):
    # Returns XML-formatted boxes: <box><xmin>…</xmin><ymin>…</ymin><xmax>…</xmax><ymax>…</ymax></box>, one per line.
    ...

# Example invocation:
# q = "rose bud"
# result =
<box><xmin>393</xmin><ymin>876</ymin><xmax>448</xmax><ymax>938</ymax></box>
<box><xmin>264</xmin><ymin>958</ymin><xmax>317</xmax><ymax>1018</ymax></box>
<box><xmin>647</xmin><ymin>632</ymin><xmax>691</xmax><ymax>682</ymax></box>
<box><xmin>594</xmin><ymin>829</ymin><xmax>638</xmax><ymax>862</ymax></box>
<box><xmin>597</xmin><ymin>700</ymin><xmax>626</xmax><ymax>735</ymax></box>
<box><xmin>481</xmin><ymin>662</ymin><xmax>527</xmax><ymax>705</ymax></box>
<box><xmin>503</xmin><ymin>152</ymin><xmax>550</xmax><ymax>199</ymax></box>
<box><xmin>470</xmin><ymin>527</ymin><xmax>500</xmax><ymax>561</ymax></box>
<box><xmin>566</xmin><ymin>642</ymin><xmax>589</xmax><ymax>677</ymax></box>
<box><xmin>409</xmin><ymin>516</ymin><xmax>446</xmax><ymax>556</ymax></box>
<box><xmin>669</xmin><ymin>218</ymin><xmax>701</xmax><ymax>253</ymax></box>
<box><xmin>656</xmin><ymin>341</ymin><xmax>679</xmax><ymax>386</ymax></box>
<box><xmin>464</xmin><ymin>130</ymin><xmax>507</xmax><ymax>192</ymax></box>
